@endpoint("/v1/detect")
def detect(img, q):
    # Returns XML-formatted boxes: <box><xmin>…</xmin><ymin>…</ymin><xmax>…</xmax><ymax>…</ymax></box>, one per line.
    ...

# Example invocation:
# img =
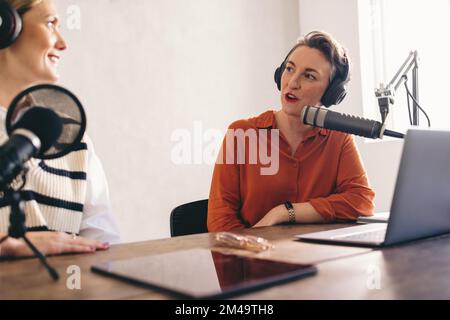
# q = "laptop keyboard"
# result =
<box><xmin>336</xmin><ymin>229</ymin><xmax>386</xmax><ymax>242</ymax></box>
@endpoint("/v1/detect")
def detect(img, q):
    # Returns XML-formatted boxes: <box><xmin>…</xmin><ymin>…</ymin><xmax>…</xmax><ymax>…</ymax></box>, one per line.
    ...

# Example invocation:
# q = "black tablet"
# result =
<box><xmin>91</xmin><ymin>248</ymin><xmax>317</xmax><ymax>299</ymax></box>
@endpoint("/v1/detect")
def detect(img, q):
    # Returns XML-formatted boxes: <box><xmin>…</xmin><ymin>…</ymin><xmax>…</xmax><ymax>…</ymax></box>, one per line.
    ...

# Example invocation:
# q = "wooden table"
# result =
<box><xmin>2</xmin><ymin>223</ymin><xmax>450</xmax><ymax>300</ymax></box>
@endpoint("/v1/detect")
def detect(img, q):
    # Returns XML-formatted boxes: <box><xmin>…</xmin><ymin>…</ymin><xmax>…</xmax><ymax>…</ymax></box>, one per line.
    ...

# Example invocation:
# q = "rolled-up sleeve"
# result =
<box><xmin>309</xmin><ymin>135</ymin><xmax>375</xmax><ymax>221</ymax></box>
<box><xmin>79</xmin><ymin>136</ymin><xmax>121</xmax><ymax>244</ymax></box>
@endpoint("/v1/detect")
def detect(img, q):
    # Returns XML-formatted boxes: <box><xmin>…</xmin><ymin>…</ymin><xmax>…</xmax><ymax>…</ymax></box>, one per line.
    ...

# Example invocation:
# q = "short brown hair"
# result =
<box><xmin>289</xmin><ymin>31</ymin><xmax>350</xmax><ymax>84</ymax></box>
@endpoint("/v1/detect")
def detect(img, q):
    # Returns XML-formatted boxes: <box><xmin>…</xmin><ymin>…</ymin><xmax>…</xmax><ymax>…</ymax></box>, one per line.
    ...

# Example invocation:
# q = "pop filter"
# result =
<box><xmin>6</xmin><ymin>84</ymin><xmax>87</xmax><ymax>160</ymax></box>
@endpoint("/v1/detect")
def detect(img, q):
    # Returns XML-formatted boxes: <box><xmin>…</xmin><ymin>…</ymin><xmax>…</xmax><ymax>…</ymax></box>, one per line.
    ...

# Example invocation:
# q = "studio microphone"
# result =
<box><xmin>0</xmin><ymin>107</ymin><xmax>62</xmax><ymax>191</ymax></box>
<box><xmin>301</xmin><ymin>106</ymin><xmax>404</xmax><ymax>139</ymax></box>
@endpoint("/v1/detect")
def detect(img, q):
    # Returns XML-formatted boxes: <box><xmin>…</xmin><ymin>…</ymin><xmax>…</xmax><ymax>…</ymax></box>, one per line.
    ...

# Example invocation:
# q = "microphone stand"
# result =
<box><xmin>384</xmin><ymin>129</ymin><xmax>405</xmax><ymax>139</ymax></box>
<box><xmin>375</xmin><ymin>51</ymin><xmax>420</xmax><ymax>125</ymax></box>
<box><xmin>0</xmin><ymin>173</ymin><xmax>59</xmax><ymax>280</ymax></box>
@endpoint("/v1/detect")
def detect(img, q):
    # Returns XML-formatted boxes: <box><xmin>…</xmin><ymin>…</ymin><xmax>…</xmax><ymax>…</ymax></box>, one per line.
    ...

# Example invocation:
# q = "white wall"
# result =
<box><xmin>298</xmin><ymin>0</ymin><xmax>404</xmax><ymax>214</ymax></box>
<box><xmin>56</xmin><ymin>0</ymin><xmax>300</xmax><ymax>242</ymax></box>
<box><xmin>54</xmin><ymin>0</ymin><xmax>401</xmax><ymax>243</ymax></box>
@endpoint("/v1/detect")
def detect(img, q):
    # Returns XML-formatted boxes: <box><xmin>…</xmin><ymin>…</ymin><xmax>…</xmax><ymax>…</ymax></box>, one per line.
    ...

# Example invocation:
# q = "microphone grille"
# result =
<box><xmin>302</xmin><ymin>106</ymin><xmax>328</xmax><ymax>127</ymax></box>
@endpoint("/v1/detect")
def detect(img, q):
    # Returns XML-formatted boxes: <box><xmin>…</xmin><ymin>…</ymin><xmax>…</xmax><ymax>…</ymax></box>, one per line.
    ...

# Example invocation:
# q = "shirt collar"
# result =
<box><xmin>255</xmin><ymin>110</ymin><xmax>275</xmax><ymax>129</ymax></box>
<box><xmin>255</xmin><ymin>110</ymin><xmax>330</xmax><ymax>138</ymax></box>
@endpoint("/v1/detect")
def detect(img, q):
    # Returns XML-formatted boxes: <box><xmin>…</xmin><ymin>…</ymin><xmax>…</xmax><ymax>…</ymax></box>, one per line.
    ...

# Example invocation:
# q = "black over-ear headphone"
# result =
<box><xmin>0</xmin><ymin>2</ymin><xmax>22</xmax><ymax>49</ymax></box>
<box><xmin>274</xmin><ymin>45</ymin><xmax>350</xmax><ymax>108</ymax></box>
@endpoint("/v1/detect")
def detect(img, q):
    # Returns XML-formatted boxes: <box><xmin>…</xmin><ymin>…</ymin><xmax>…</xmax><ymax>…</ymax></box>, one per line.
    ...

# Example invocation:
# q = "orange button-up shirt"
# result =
<box><xmin>207</xmin><ymin>110</ymin><xmax>375</xmax><ymax>232</ymax></box>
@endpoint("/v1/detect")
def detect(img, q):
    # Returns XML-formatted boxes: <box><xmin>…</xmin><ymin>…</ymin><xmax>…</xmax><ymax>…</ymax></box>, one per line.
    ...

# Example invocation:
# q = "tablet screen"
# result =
<box><xmin>91</xmin><ymin>248</ymin><xmax>317</xmax><ymax>299</ymax></box>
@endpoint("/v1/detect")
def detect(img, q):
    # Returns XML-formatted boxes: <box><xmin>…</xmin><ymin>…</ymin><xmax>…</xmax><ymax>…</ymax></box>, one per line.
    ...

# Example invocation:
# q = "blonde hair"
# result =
<box><xmin>1</xmin><ymin>0</ymin><xmax>43</xmax><ymax>15</ymax></box>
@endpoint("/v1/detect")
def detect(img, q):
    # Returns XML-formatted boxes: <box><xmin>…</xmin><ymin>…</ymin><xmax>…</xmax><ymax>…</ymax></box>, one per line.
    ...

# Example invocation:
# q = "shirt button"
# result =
<box><xmin>293</xmin><ymin>163</ymin><xmax>298</xmax><ymax>168</ymax></box>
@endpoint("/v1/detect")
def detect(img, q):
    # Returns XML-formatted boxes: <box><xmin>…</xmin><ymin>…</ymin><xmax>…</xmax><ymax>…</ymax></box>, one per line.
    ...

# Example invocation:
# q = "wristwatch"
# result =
<box><xmin>284</xmin><ymin>201</ymin><xmax>296</xmax><ymax>224</ymax></box>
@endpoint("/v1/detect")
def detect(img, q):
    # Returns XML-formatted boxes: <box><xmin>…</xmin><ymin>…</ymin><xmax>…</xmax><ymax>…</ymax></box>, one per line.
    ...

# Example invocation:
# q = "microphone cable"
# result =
<box><xmin>402</xmin><ymin>75</ymin><xmax>431</xmax><ymax>127</ymax></box>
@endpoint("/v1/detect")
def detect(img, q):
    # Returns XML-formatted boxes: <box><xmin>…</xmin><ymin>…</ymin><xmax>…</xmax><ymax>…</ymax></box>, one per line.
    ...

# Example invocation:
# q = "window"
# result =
<box><xmin>359</xmin><ymin>0</ymin><xmax>450</xmax><ymax>132</ymax></box>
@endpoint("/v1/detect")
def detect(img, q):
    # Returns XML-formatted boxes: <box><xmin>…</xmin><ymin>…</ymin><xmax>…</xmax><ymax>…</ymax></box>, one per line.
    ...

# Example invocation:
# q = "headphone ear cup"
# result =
<box><xmin>321</xmin><ymin>81</ymin><xmax>347</xmax><ymax>108</ymax></box>
<box><xmin>274</xmin><ymin>66</ymin><xmax>282</xmax><ymax>91</ymax></box>
<box><xmin>0</xmin><ymin>3</ymin><xmax>22</xmax><ymax>50</ymax></box>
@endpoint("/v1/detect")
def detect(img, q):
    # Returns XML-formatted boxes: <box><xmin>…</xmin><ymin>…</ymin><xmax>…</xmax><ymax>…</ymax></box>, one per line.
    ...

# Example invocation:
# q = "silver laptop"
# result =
<box><xmin>297</xmin><ymin>129</ymin><xmax>450</xmax><ymax>247</ymax></box>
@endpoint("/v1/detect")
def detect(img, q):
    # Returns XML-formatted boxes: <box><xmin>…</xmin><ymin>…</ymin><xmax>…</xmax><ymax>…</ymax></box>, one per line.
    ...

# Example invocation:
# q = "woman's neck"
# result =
<box><xmin>0</xmin><ymin>75</ymin><xmax>32</xmax><ymax>108</ymax></box>
<box><xmin>275</xmin><ymin>109</ymin><xmax>313</xmax><ymax>137</ymax></box>
<box><xmin>0</xmin><ymin>59</ymin><xmax>34</xmax><ymax>108</ymax></box>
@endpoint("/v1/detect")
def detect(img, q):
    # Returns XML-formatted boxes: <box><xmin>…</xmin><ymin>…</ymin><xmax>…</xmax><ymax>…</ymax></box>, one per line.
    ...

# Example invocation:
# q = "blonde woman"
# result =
<box><xmin>0</xmin><ymin>0</ymin><xmax>120</xmax><ymax>257</ymax></box>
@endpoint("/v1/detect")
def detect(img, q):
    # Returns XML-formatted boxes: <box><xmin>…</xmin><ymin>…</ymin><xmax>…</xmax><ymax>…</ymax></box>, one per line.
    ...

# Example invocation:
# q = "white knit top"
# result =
<box><xmin>0</xmin><ymin>107</ymin><xmax>120</xmax><ymax>242</ymax></box>
<box><xmin>0</xmin><ymin>121</ymin><xmax>88</xmax><ymax>235</ymax></box>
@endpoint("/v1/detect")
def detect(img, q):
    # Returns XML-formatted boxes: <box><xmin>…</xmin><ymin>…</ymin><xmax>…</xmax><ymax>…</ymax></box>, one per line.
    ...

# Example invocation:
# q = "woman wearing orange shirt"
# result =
<box><xmin>208</xmin><ymin>31</ymin><xmax>375</xmax><ymax>232</ymax></box>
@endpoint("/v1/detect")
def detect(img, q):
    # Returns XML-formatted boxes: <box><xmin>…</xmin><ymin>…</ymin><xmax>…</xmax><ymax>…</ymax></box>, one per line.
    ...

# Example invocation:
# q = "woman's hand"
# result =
<box><xmin>1</xmin><ymin>232</ymin><xmax>109</xmax><ymax>258</ymax></box>
<box><xmin>253</xmin><ymin>205</ymin><xmax>286</xmax><ymax>228</ymax></box>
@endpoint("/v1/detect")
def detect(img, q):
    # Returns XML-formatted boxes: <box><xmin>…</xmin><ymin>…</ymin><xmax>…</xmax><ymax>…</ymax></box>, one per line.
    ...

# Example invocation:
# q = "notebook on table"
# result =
<box><xmin>357</xmin><ymin>212</ymin><xmax>390</xmax><ymax>224</ymax></box>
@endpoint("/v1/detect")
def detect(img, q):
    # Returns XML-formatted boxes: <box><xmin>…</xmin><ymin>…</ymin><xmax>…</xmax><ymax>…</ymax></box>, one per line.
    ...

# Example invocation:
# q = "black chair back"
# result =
<box><xmin>170</xmin><ymin>199</ymin><xmax>208</xmax><ymax>237</ymax></box>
